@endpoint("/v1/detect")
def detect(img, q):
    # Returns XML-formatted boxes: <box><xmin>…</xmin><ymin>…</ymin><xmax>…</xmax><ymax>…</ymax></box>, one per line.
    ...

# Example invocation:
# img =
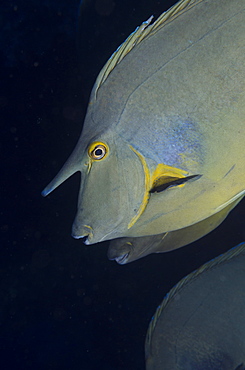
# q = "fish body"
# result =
<box><xmin>145</xmin><ymin>242</ymin><xmax>245</xmax><ymax>369</ymax></box>
<box><xmin>43</xmin><ymin>0</ymin><xmax>245</xmax><ymax>255</ymax></box>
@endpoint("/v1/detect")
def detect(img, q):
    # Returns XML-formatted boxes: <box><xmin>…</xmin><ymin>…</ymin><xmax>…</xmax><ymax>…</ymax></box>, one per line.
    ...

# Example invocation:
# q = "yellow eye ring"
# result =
<box><xmin>88</xmin><ymin>142</ymin><xmax>108</xmax><ymax>160</ymax></box>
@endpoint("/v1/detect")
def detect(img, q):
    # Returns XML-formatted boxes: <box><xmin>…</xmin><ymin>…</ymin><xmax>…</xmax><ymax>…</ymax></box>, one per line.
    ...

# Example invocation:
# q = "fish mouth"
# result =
<box><xmin>107</xmin><ymin>239</ymin><xmax>132</xmax><ymax>264</ymax></box>
<box><xmin>107</xmin><ymin>246</ymin><xmax>130</xmax><ymax>265</ymax></box>
<box><xmin>72</xmin><ymin>234</ymin><xmax>90</xmax><ymax>243</ymax></box>
<box><xmin>114</xmin><ymin>253</ymin><xmax>129</xmax><ymax>265</ymax></box>
<box><xmin>72</xmin><ymin>224</ymin><xmax>93</xmax><ymax>243</ymax></box>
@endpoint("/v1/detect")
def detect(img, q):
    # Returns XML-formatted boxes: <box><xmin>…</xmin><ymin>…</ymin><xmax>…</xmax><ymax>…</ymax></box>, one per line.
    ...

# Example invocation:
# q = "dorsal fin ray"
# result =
<box><xmin>94</xmin><ymin>0</ymin><xmax>202</xmax><ymax>97</ymax></box>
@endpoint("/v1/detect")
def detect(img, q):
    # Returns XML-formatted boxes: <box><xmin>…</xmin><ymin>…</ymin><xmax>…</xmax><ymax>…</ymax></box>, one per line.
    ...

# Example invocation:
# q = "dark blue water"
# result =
<box><xmin>1</xmin><ymin>0</ymin><xmax>245</xmax><ymax>369</ymax></box>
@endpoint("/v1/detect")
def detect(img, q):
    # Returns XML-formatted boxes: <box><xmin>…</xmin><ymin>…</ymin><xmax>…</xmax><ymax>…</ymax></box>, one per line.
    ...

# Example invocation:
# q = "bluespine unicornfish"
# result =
<box><xmin>42</xmin><ymin>0</ymin><xmax>245</xmax><ymax>261</ymax></box>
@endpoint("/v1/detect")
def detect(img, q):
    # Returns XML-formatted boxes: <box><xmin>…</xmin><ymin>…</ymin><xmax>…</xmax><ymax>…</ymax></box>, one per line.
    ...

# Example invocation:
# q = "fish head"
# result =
<box><xmin>107</xmin><ymin>234</ymin><xmax>166</xmax><ymax>264</ymax></box>
<box><xmin>42</xmin><ymin>87</ymin><xmax>205</xmax><ymax>245</ymax></box>
<box><xmin>42</xmin><ymin>111</ymin><xmax>203</xmax><ymax>245</ymax></box>
<box><xmin>71</xmin><ymin>132</ymin><xmax>151</xmax><ymax>244</ymax></box>
<box><xmin>42</xmin><ymin>110</ymin><xmax>150</xmax><ymax>244</ymax></box>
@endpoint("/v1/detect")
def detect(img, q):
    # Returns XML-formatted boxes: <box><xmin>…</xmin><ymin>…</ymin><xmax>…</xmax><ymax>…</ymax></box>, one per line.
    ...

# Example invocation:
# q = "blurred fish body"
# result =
<box><xmin>145</xmin><ymin>242</ymin><xmax>245</xmax><ymax>369</ymax></box>
<box><xmin>42</xmin><ymin>0</ymin><xmax>245</xmax><ymax>252</ymax></box>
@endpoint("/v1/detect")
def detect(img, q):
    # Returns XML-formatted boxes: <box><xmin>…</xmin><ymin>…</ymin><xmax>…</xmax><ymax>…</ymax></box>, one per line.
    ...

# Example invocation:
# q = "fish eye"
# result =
<box><xmin>88</xmin><ymin>142</ymin><xmax>108</xmax><ymax>160</ymax></box>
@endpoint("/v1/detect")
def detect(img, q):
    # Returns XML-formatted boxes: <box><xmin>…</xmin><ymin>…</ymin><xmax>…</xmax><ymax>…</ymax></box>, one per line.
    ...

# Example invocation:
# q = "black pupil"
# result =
<box><xmin>95</xmin><ymin>148</ymin><xmax>103</xmax><ymax>157</ymax></box>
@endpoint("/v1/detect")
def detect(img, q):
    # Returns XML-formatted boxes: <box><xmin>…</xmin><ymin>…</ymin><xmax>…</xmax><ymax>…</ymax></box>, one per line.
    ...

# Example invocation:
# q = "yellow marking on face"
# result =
<box><xmin>84</xmin><ymin>161</ymin><xmax>92</xmax><ymax>174</ymax></box>
<box><xmin>127</xmin><ymin>146</ymin><xmax>191</xmax><ymax>229</ymax></box>
<box><xmin>88</xmin><ymin>160</ymin><xmax>92</xmax><ymax>173</ymax></box>
<box><xmin>128</xmin><ymin>145</ymin><xmax>151</xmax><ymax>229</ymax></box>
<box><xmin>84</xmin><ymin>225</ymin><xmax>93</xmax><ymax>230</ymax></box>
<box><xmin>83</xmin><ymin>224</ymin><xmax>93</xmax><ymax>238</ymax></box>
<box><xmin>152</xmin><ymin>163</ymin><xmax>188</xmax><ymax>179</ymax></box>
<box><xmin>151</xmin><ymin>163</ymin><xmax>189</xmax><ymax>190</ymax></box>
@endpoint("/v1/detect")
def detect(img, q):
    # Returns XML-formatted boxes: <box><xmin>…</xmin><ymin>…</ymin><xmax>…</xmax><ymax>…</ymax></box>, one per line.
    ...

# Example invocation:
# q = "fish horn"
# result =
<box><xmin>42</xmin><ymin>143</ymin><xmax>83</xmax><ymax>197</ymax></box>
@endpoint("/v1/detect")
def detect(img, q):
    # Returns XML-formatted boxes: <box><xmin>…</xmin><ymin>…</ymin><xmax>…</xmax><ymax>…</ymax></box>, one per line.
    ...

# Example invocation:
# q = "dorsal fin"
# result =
<box><xmin>94</xmin><ymin>0</ymin><xmax>202</xmax><ymax>97</ymax></box>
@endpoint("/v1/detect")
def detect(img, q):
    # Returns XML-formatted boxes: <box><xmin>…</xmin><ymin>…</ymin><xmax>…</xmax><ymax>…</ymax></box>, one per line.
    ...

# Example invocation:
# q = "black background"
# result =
<box><xmin>1</xmin><ymin>0</ymin><xmax>245</xmax><ymax>369</ymax></box>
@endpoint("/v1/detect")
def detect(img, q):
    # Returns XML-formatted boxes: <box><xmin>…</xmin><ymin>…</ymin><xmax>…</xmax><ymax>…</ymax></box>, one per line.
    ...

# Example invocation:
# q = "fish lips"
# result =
<box><xmin>107</xmin><ymin>241</ymin><xmax>132</xmax><ymax>265</ymax></box>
